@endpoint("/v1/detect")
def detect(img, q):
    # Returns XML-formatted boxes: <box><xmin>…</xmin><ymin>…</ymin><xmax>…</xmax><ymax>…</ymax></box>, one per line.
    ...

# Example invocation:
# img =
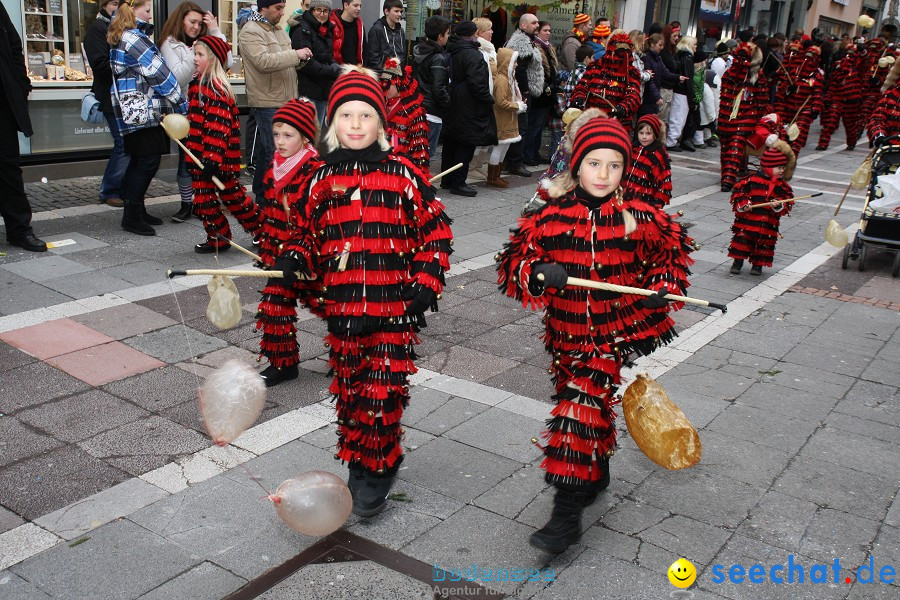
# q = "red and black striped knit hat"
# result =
<box><xmin>274</xmin><ymin>98</ymin><xmax>318</xmax><ymax>143</ymax></box>
<box><xmin>327</xmin><ymin>69</ymin><xmax>387</xmax><ymax>125</ymax></box>
<box><xmin>570</xmin><ymin>117</ymin><xmax>632</xmax><ymax>175</ymax></box>
<box><xmin>196</xmin><ymin>35</ymin><xmax>230</xmax><ymax>67</ymax></box>
<box><xmin>636</xmin><ymin>114</ymin><xmax>663</xmax><ymax>140</ymax></box>
<box><xmin>760</xmin><ymin>147</ymin><xmax>788</xmax><ymax>168</ymax></box>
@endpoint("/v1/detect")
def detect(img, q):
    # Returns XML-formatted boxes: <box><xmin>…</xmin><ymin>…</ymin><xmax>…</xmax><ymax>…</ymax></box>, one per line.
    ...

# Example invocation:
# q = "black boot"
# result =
<box><xmin>171</xmin><ymin>202</ymin><xmax>193</xmax><ymax>223</ymax></box>
<box><xmin>582</xmin><ymin>456</ymin><xmax>611</xmax><ymax>507</ymax></box>
<box><xmin>750</xmin><ymin>264</ymin><xmax>763</xmax><ymax>276</ymax></box>
<box><xmin>529</xmin><ymin>487</ymin><xmax>586</xmax><ymax>553</ymax></box>
<box><xmin>259</xmin><ymin>364</ymin><xmax>298</xmax><ymax>387</ymax></box>
<box><xmin>348</xmin><ymin>460</ymin><xmax>401</xmax><ymax>517</ymax></box>
<box><xmin>122</xmin><ymin>201</ymin><xmax>156</xmax><ymax>236</ymax></box>
<box><xmin>730</xmin><ymin>259</ymin><xmax>744</xmax><ymax>274</ymax></box>
<box><xmin>143</xmin><ymin>210</ymin><xmax>163</xmax><ymax>226</ymax></box>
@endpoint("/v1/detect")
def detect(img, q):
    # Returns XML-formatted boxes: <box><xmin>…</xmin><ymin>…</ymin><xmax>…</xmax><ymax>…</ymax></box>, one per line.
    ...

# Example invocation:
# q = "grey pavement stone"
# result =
<box><xmin>348</xmin><ymin>504</ymin><xmax>442</xmax><ymax>550</ymax></box>
<box><xmin>138</xmin><ymin>561</ymin><xmax>247</xmax><ymax>600</ymax></box>
<box><xmin>122</xmin><ymin>325</ymin><xmax>228</xmax><ymax>363</ymax></box>
<box><xmin>516</xmin><ymin>484</ymin><xmax>621</xmax><ymax>531</ymax></box>
<box><xmin>799</xmin><ymin>508</ymin><xmax>881</xmax><ymax>567</ymax></box>
<box><xmin>11</xmin><ymin>518</ymin><xmax>199</xmax><ymax>600</ymax></box>
<box><xmin>40</xmin><ymin>272</ymin><xmax>132</xmax><ymax>300</ymax></box>
<box><xmin>664</xmin><ymin>392</ymin><xmax>731</xmax><ymax>429</ymax></box>
<box><xmin>0</xmin><ymin>341</ymin><xmax>36</xmax><ymax>373</ymax></box>
<box><xmin>474</xmin><ymin>465</ymin><xmax>549</xmax><ymax>520</ymax></box>
<box><xmin>97</xmin><ymin>260</ymin><xmax>173</xmax><ymax>287</ymax></box>
<box><xmin>736</xmin><ymin>490</ymin><xmax>819</xmax><ymax>553</ymax></box>
<box><xmin>0</xmin><ymin>362</ymin><xmax>91</xmax><ymax>413</ymax></box>
<box><xmin>692</xmin><ymin>430</ymin><xmax>792</xmax><ymax>488</ymax></box>
<box><xmin>419</xmin><ymin>345</ymin><xmax>519</xmax><ymax>384</ymax></box>
<box><xmin>579</xmin><ymin>525</ymin><xmax>641</xmax><ymax>562</ymax></box>
<box><xmin>412</xmin><ymin>396</ymin><xmax>489</xmax><ymax>436</ymax></box>
<box><xmin>223</xmin><ymin>439</ymin><xmax>342</xmax><ymax>492</ymax></box>
<box><xmin>638</xmin><ymin>514</ymin><xmax>733</xmax><ymax>565</ymax></box>
<box><xmin>135</xmin><ymin>288</ymin><xmax>211</xmax><ymax>322</ymax></box>
<box><xmin>824</xmin><ymin>411</ymin><xmax>900</xmax><ymax>445</ymax></box>
<box><xmin>1</xmin><ymin>255</ymin><xmax>93</xmax><ymax>283</ymax></box>
<box><xmin>860</xmin><ymin>358</ymin><xmax>900</xmax><ymax>388</ymax></box>
<box><xmin>781</xmin><ymin>344</ymin><xmax>873</xmax><ymax>378</ymax></box>
<box><xmin>682</xmin><ymin>345</ymin><xmax>779</xmax><ymax>380</ymax></box>
<box><xmin>466</xmin><ymin>324</ymin><xmax>547</xmax><ymax>367</ymax></box>
<box><xmin>706</xmin><ymin>404</ymin><xmax>820</xmax><ymax>454</ymax></box>
<box><xmin>444</xmin><ymin>298</ymin><xmax>529</xmax><ymax>327</ymax></box>
<box><xmin>482</xmin><ymin>362</ymin><xmax>557</xmax><ymax>401</ymax></box>
<box><xmin>17</xmin><ymin>389</ymin><xmax>149</xmax><ymax>443</ymax></box>
<box><xmin>802</xmin><ymin>327</ymin><xmax>884</xmax><ymax>358</ymax></box>
<box><xmin>773</xmin><ymin>456</ymin><xmax>896</xmax><ymax>522</ymax></box>
<box><xmin>416</xmin><ymin>312</ymin><xmax>495</xmax><ymax>343</ymax></box>
<box><xmin>0</xmin><ymin>418</ymin><xmax>63</xmax><ymax>467</ymax></box>
<box><xmin>72</xmin><ymin>303</ymin><xmax>178</xmax><ymax>340</ymax></box>
<box><xmin>404</xmin><ymin>386</ymin><xmax>453</xmax><ymax>426</ymax></box>
<box><xmin>0</xmin><ymin>445</ymin><xmax>129</xmax><ymax>519</ymax></box>
<box><xmin>597</xmin><ymin>497</ymin><xmax>670</xmax><ymax>536</ymax></box>
<box><xmin>65</xmin><ymin>245</ymin><xmax>145</xmax><ymax>269</ymax></box>
<box><xmin>445</xmin><ymin>408</ymin><xmax>544</xmax><ymax>464</ymax></box>
<box><xmin>0</xmin><ymin>506</ymin><xmax>25</xmax><ymax>534</ymax></box>
<box><xmin>402</xmin><ymin>505</ymin><xmax>549</xmax><ymax>596</ymax></box>
<box><xmin>420</xmin><ymin>374</ymin><xmax>514</xmax><ymax>405</ymax></box>
<box><xmin>256</xmin><ymin>561</ymin><xmax>434</xmax><ymax>600</ymax></box>
<box><xmin>102</xmin><ymin>365</ymin><xmax>202</xmax><ymax>411</ymax></box>
<box><xmin>401</xmin><ymin>437</ymin><xmax>521</xmax><ymax>502</ymax></box>
<box><xmin>297</xmin><ymin>423</ymin><xmax>338</xmax><ymax>450</ymax></box>
<box><xmin>759</xmin><ymin>360</ymin><xmax>857</xmax><ymax>400</ymax></box>
<box><xmin>657</xmin><ymin>367</ymin><xmax>756</xmax><ymax>404</ymax></box>
<box><xmin>736</xmin><ymin>381</ymin><xmax>839</xmax><ymax>422</ymax></box>
<box><xmin>401</xmin><ymin>426</ymin><xmax>434</xmax><ymax>452</ymax></box>
<box><xmin>388</xmin><ymin>479</ymin><xmax>466</xmax><ymax>521</ymax></box>
<box><xmin>869</xmin><ymin>524</ymin><xmax>900</xmax><ymax>585</ymax></box>
<box><xmin>261</xmin><ymin>368</ymin><xmax>332</xmax><ymax>411</ymax></box>
<box><xmin>709</xmin><ymin>327</ymin><xmax>801</xmax><ymax>360</ymax></box>
<box><xmin>0</xmin><ymin>570</ymin><xmax>52</xmax><ymax>599</ymax></box>
<box><xmin>800</xmin><ymin>426</ymin><xmax>900</xmax><ymax>481</ymax></box>
<box><xmin>765</xmin><ymin>293</ymin><xmax>841</xmax><ymax>327</ymax></box>
<box><xmin>833</xmin><ymin>380</ymin><xmax>900</xmax><ymax>427</ymax></box>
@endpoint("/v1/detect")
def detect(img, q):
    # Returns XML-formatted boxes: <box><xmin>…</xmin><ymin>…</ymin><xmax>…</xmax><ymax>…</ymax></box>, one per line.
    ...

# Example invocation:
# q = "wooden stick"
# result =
<box><xmin>775</xmin><ymin>57</ymin><xmax>794</xmax><ymax>86</ymax></box>
<box><xmin>215</xmin><ymin>234</ymin><xmax>261</xmax><ymax>262</ymax></box>
<box><xmin>536</xmin><ymin>274</ymin><xmax>727</xmax><ymax>312</ymax></box>
<box><xmin>428</xmin><ymin>163</ymin><xmax>463</xmax><ymax>184</ymax></box>
<box><xmin>166</xmin><ymin>268</ymin><xmax>313</xmax><ymax>280</ymax></box>
<box><xmin>170</xmin><ymin>137</ymin><xmax>226</xmax><ymax>191</ymax></box>
<box><xmin>748</xmin><ymin>192</ymin><xmax>822</xmax><ymax>210</ymax></box>
<box><xmin>788</xmin><ymin>96</ymin><xmax>812</xmax><ymax>128</ymax></box>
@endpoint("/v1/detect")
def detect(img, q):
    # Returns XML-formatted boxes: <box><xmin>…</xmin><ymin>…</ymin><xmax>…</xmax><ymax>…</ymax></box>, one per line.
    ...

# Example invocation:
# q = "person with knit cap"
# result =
<box><xmin>254</xmin><ymin>98</ymin><xmax>323</xmax><ymax>387</ymax></box>
<box><xmin>773</xmin><ymin>43</ymin><xmax>824</xmax><ymax>157</ymax></box>
<box><xmin>273</xmin><ymin>68</ymin><xmax>453</xmax><ymax>517</ymax></box>
<box><xmin>378</xmin><ymin>57</ymin><xmax>432</xmax><ymax>177</ymax></box>
<box><xmin>559</xmin><ymin>13</ymin><xmax>591</xmax><ymax>72</ymax></box>
<box><xmin>497</xmin><ymin>117</ymin><xmax>694</xmax><ymax>554</ymax></box>
<box><xmin>867</xmin><ymin>56</ymin><xmax>900</xmax><ymax>144</ymax></box>
<box><xmin>727</xmin><ymin>142</ymin><xmax>795</xmax><ymax>276</ymax></box>
<box><xmin>569</xmin><ymin>33</ymin><xmax>642</xmax><ymax>133</ymax></box>
<box><xmin>586</xmin><ymin>23</ymin><xmax>610</xmax><ymax>60</ymax></box>
<box><xmin>185</xmin><ymin>35</ymin><xmax>262</xmax><ymax>253</ymax></box>
<box><xmin>627</xmin><ymin>114</ymin><xmax>672</xmax><ymax>208</ymax></box>
<box><xmin>815</xmin><ymin>41</ymin><xmax>867</xmax><ymax>151</ymax></box>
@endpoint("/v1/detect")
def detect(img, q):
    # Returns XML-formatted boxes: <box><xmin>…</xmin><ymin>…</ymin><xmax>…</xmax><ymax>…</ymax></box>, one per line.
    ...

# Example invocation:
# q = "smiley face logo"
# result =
<box><xmin>668</xmin><ymin>558</ymin><xmax>696</xmax><ymax>588</ymax></box>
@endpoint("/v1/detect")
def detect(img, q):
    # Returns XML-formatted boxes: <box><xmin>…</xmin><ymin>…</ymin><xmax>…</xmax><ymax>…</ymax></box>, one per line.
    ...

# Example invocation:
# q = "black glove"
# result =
<box><xmin>641</xmin><ymin>286</ymin><xmax>670</xmax><ymax>309</ymax></box>
<box><xmin>199</xmin><ymin>158</ymin><xmax>220</xmax><ymax>181</ymax></box>
<box><xmin>810</xmin><ymin>111</ymin><xmax>820</xmax><ymax>121</ymax></box>
<box><xmin>402</xmin><ymin>282</ymin><xmax>437</xmax><ymax>316</ymax></box>
<box><xmin>272</xmin><ymin>254</ymin><xmax>309</xmax><ymax>286</ymax></box>
<box><xmin>609</xmin><ymin>105</ymin><xmax>624</xmax><ymax>118</ymax></box>
<box><xmin>874</xmin><ymin>134</ymin><xmax>886</xmax><ymax>147</ymax></box>
<box><xmin>528</xmin><ymin>262</ymin><xmax>568</xmax><ymax>296</ymax></box>
<box><xmin>787</xmin><ymin>84</ymin><xmax>798</xmax><ymax>95</ymax></box>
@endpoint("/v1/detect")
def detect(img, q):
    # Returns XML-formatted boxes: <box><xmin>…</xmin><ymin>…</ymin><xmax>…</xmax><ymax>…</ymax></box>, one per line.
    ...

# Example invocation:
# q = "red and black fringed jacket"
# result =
<box><xmin>385</xmin><ymin>67</ymin><xmax>431</xmax><ymax>177</ymax></box>
<box><xmin>774</xmin><ymin>51</ymin><xmax>825</xmax><ymax>124</ymax></box>
<box><xmin>868</xmin><ymin>85</ymin><xmax>900</xmax><ymax>140</ymax></box>
<box><xmin>498</xmin><ymin>186</ymin><xmax>694</xmax><ymax>361</ymax></box>
<box><xmin>822</xmin><ymin>49</ymin><xmax>866</xmax><ymax>107</ymax></box>
<box><xmin>280</xmin><ymin>146</ymin><xmax>453</xmax><ymax>334</ymax></box>
<box><xmin>569</xmin><ymin>51</ymin><xmax>642</xmax><ymax>130</ymax></box>
<box><xmin>626</xmin><ymin>141</ymin><xmax>672</xmax><ymax>208</ymax></box>
<box><xmin>718</xmin><ymin>44</ymin><xmax>771</xmax><ymax>138</ymax></box>
<box><xmin>185</xmin><ymin>78</ymin><xmax>242</xmax><ymax>176</ymax></box>
<box><xmin>730</xmin><ymin>171</ymin><xmax>793</xmax><ymax>237</ymax></box>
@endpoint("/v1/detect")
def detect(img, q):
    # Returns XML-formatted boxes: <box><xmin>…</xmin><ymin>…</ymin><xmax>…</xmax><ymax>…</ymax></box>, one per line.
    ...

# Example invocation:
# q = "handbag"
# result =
<box><xmin>80</xmin><ymin>91</ymin><xmax>105</xmax><ymax>124</ymax></box>
<box><xmin>112</xmin><ymin>79</ymin><xmax>153</xmax><ymax>126</ymax></box>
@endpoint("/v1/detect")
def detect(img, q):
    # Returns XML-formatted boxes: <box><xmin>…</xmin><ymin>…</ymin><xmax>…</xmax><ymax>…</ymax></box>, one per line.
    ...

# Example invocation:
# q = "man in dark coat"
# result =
<box><xmin>412</xmin><ymin>15</ymin><xmax>451</xmax><ymax>158</ymax></box>
<box><xmin>439</xmin><ymin>21</ymin><xmax>496</xmax><ymax>197</ymax></box>
<box><xmin>289</xmin><ymin>0</ymin><xmax>343</xmax><ymax>122</ymax></box>
<box><xmin>0</xmin><ymin>3</ymin><xmax>46</xmax><ymax>252</ymax></box>
<box><xmin>364</xmin><ymin>0</ymin><xmax>406</xmax><ymax>69</ymax></box>
<box><xmin>83</xmin><ymin>0</ymin><xmax>128</xmax><ymax>207</ymax></box>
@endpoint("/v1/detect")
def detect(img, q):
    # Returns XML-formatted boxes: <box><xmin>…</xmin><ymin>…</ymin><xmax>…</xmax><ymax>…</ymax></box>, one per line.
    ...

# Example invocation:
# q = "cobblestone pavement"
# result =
<box><xmin>0</xmin><ymin>123</ymin><xmax>898</xmax><ymax>599</ymax></box>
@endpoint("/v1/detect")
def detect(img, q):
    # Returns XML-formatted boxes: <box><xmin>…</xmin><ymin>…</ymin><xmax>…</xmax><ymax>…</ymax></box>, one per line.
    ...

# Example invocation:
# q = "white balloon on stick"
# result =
<box><xmin>198</xmin><ymin>360</ymin><xmax>266</xmax><ymax>446</ymax></box>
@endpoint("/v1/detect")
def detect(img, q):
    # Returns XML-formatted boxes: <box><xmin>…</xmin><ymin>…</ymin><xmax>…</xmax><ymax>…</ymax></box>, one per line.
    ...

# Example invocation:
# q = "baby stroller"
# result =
<box><xmin>841</xmin><ymin>136</ymin><xmax>900</xmax><ymax>277</ymax></box>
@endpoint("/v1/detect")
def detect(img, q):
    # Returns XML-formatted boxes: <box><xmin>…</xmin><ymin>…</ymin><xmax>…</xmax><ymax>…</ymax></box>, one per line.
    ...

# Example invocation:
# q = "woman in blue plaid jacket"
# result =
<box><xmin>108</xmin><ymin>0</ymin><xmax>187</xmax><ymax>236</ymax></box>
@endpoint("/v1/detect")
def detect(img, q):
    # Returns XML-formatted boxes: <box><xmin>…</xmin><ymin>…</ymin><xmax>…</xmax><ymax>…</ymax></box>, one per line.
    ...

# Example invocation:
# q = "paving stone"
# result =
<box><xmin>411</xmin><ymin>396</ymin><xmax>489</xmax><ymax>436</ymax></box>
<box><xmin>0</xmin><ymin>341</ymin><xmax>36</xmax><ymax>373</ymax></box>
<box><xmin>138</xmin><ymin>561</ymin><xmax>247</xmax><ymax>600</ymax></box>
<box><xmin>72</xmin><ymin>303</ymin><xmax>178</xmax><ymax>340</ymax></box>
<box><xmin>10</xmin><ymin>518</ymin><xmax>199</xmax><ymax>600</ymax></box>
<box><xmin>638</xmin><ymin>514</ymin><xmax>732</xmax><ymax>565</ymax></box>
<box><xmin>47</xmin><ymin>341</ymin><xmax>165</xmax><ymax>387</ymax></box>
<box><xmin>736</xmin><ymin>381</ymin><xmax>839</xmax><ymax>422</ymax></box>
<box><xmin>256</xmin><ymin>560</ymin><xmax>434</xmax><ymax>600</ymax></box>
<box><xmin>860</xmin><ymin>358</ymin><xmax>900</xmax><ymax>388</ymax></box>
<box><xmin>759</xmin><ymin>360</ymin><xmax>857</xmax><ymax>400</ymax></box>
<box><xmin>65</xmin><ymin>245</ymin><xmax>145</xmax><ymax>269</ymax></box>
<box><xmin>419</xmin><ymin>345</ymin><xmax>519</xmax><ymax>384</ymax></box>
<box><xmin>516</xmin><ymin>483</ymin><xmax>621</xmax><ymax>531</ymax></box>
<box><xmin>40</xmin><ymin>271</ymin><xmax>132</xmax><ymax>300</ymax></box>
<box><xmin>401</xmin><ymin>437</ymin><xmax>521</xmax><ymax>503</ymax></box>
<box><xmin>79</xmin><ymin>415</ymin><xmax>209</xmax><ymax>476</ymax></box>
<box><xmin>466</xmin><ymin>324</ymin><xmax>547</xmax><ymax>366</ymax></box>
<box><xmin>799</xmin><ymin>508</ymin><xmax>881</xmax><ymax>567</ymax></box>
<box><xmin>403</xmin><ymin>387</ymin><xmax>453</xmax><ymax>427</ymax></box>
<box><xmin>656</xmin><ymin>364</ymin><xmax>756</xmax><ymax>402</ymax></box>
<box><xmin>135</xmin><ymin>288</ymin><xmax>212</xmax><ymax>322</ymax></box>
<box><xmin>709</xmin><ymin>327</ymin><xmax>800</xmax><ymax>360</ymax></box>
<box><xmin>481</xmin><ymin>362</ymin><xmax>558</xmax><ymax>401</ymax></box>
<box><xmin>596</xmin><ymin>497</ymin><xmax>670</xmax><ymax>536</ymax></box>
<box><xmin>736</xmin><ymin>490</ymin><xmax>819</xmax><ymax>553</ymax></box>
<box><xmin>223</xmin><ymin>440</ymin><xmax>341</xmax><ymax>492</ymax></box>
<box><xmin>17</xmin><ymin>389</ymin><xmax>149</xmax><ymax>443</ymax></box>
<box><xmin>123</xmin><ymin>325</ymin><xmax>228</xmax><ymax>363</ymax></box>
<box><xmin>0</xmin><ymin>283</ymin><xmax>72</xmax><ymax>317</ymax></box>
<box><xmin>102</xmin><ymin>365</ymin><xmax>202</xmax><ymax>411</ymax></box>
<box><xmin>0</xmin><ymin>570</ymin><xmax>52</xmax><ymax>599</ymax></box>
<box><xmin>606</xmin><ymin>446</ymin><xmax>659</xmax><ymax>487</ymax></box>
<box><xmin>388</xmin><ymin>479</ymin><xmax>466</xmax><ymax>521</ymax></box>
<box><xmin>474</xmin><ymin>465</ymin><xmax>549</xmax><ymax>520</ymax></box>
<box><xmin>579</xmin><ymin>525</ymin><xmax>641</xmax><ymax>562</ymax></box>
<box><xmin>0</xmin><ymin>506</ymin><xmax>25</xmax><ymax>534</ymax></box>
<box><xmin>824</xmin><ymin>411</ymin><xmax>900</xmax><ymax>445</ymax></box>
<box><xmin>261</xmin><ymin>367</ymin><xmax>331</xmax><ymax>411</ymax></box>
<box><xmin>0</xmin><ymin>445</ymin><xmax>129</xmax><ymax>519</ymax></box>
<box><xmin>833</xmin><ymin>380</ymin><xmax>900</xmax><ymax>427</ymax></box>
<box><xmin>800</xmin><ymin>426</ymin><xmax>900</xmax><ymax>481</ymax></box>
<box><xmin>0</xmin><ymin>317</ymin><xmax>114</xmax><ymax>360</ymax></box>
<box><xmin>348</xmin><ymin>504</ymin><xmax>442</xmax><ymax>550</ymax></box>
<box><xmin>706</xmin><ymin>403</ymin><xmax>820</xmax><ymax>454</ymax></box>
<box><xmin>0</xmin><ymin>362</ymin><xmax>91</xmax><ymax>413</ymax></box>
<box><xmin>682</xmin><ymin>345</ymin><xmax>779</xmax><ymax>380</ymax></box>
<box><xmin>443</xmin><ymin>298</ymin><xmax>528</xmax><ymax>327</ymax></box>
<box><xmin>1</xmin><ymin>255</ymin><xmax>93</xmax><ymax>283</ymax></box>
<box><xmin>445</xmin><ymin>408</ymin><xmax>544</xmax><ymax>464</ymax></box>
<box><xmin>692</xmin><ymin>430</ymin><xmax>792</xmax><ymax>488</ymax></box>
<box><xmin>0</xmin><ymin>418</ymin><xmax>63</xmax><ymax>467</ymax></box>
<box><xmin>781</xmin><ymin>343</ymin><xmax>873</xmax><ymax>378</ymax></box>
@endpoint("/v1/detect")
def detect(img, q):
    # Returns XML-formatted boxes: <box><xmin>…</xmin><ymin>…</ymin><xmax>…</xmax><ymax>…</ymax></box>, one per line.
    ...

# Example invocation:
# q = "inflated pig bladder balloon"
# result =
<box><xmin>622</xmin><ymin>373</ymin><xmax>701</xmax><ymax>470</ymax></box>
<box><xmin>270</xmin><ymin>471</ymin><xmax>353</xmax><ymax>536</ymax></box>
<box><xmin>198</xmin><ymin>359</ymin><xmax>266</xmax><ymax>446</ymax></box>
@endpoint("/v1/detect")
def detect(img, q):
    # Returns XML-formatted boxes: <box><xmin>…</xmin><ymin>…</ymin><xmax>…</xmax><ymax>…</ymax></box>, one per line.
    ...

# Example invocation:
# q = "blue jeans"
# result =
<box><xmin>523</xmin><ymin>104</ymin><xmax>550</xmax><ymax>162</ymax></box>
<box><xmin>427</xmin><ymin>120</ymin><xmax>442</xmax><ymax>158</ymax></box>
<box><xmin>313</xmin><ymin>99</ymin><xmax>328</xmax><ymax>127</ymax></box>
<box><xmin>251</xmin><ymin>107</ymin><xmax>277</xmax><ymax>205</ymax></box>
<box><xmin>100</xmin><ymin>112</ymin><xmax>130</xmax><ymax>201</ymax></box>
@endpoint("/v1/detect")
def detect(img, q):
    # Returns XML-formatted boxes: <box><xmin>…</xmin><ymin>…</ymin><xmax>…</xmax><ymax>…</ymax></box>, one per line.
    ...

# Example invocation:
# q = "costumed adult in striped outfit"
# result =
<box><xmin>774</xmin><ymin>43</ymin><xmax>825</xmax><ymax>157</ymax></box>
<box><xmin>816</xmin><ymin>42</ymin><xmax>867</xmax><ymax>151</ymax></box>
<box><xmin>860</xmin><ymin>28</ymin><xmax>899</xmax><ymax>133</ymax></box>
<box><xmin>867</xmin><ymin>55</ymin><xmax>900</xmax><ymax>144</ymax></box>
<box><xmin>379</xmin><ymin>57</ymin><xmax>432</xmax><ymax>177</ymax></box>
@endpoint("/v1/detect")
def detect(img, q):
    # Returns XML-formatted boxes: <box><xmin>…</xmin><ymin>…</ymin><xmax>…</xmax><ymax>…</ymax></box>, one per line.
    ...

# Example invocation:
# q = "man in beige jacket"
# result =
<box><xmin>239</xmin><ymin>0</ymin><xmax>311</xmax><ymax>204</ymax></box>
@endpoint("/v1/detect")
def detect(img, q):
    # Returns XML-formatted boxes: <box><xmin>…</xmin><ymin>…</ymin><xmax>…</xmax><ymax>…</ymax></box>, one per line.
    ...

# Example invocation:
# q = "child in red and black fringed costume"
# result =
<box><xmin>272</xmin><ymin>69</ymin><xmax>453</xmax><ymax>517</ymax></box>
<box><xmin>185</xmin><ymin>36</ymin><xmax>262</xmax><ymax>253</ymax></box>
<box><xmin>774</xmin><ymin>43</ymin><xmax>824</xmax><ymax>157</ymax></box>
<box><xmin>867</xmin><ymin>58</ymin><xmax>900</xmax><ymax>144</ymax></box>
<box><xmin>816</xmin><ymin>43</ymin><xmax>867</xmax><ymax>151</ymax></box>
<box><xmin>254</xmin><ymin>98</ymin><xmax>323</xmax><ymax>387</ymax></box>
<box><xmin>497</xmin><ymin>118</ymin><xmax>694</xmax><ymax>554</ymax></box>
<box><xmin>378</xmin><ymin>57</ymin><xmax>431</xmax><ymax>177</ymax></box>
<box><xmin>627</xmin><ymin>114</ymin><xmax>672</xmax><ymax>208</ymax></box>
<box><xmin>568</xmin><ymin>33</ymin><xmax>642</xmax><ymax>133</ymax></box>
<box><xmin>728</xmin><ymin>141</ymin><xmax>795</xmax><ymax>276</ymax></box>
<box><xmin>718</xmin><ymin>31</ymin><xmax>771</xmax><ymax>192</ymax></box>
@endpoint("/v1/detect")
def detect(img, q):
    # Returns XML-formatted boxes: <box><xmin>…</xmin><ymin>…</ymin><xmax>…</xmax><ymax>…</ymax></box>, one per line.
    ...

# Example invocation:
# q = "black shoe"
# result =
<box><xmin>694</xmin><ymin>142</ymin><xmax>707</xmax><ymax>149</ymax></box>
<box><xmin>348</xmin><ymin>462</ymin><xmax>400</xmax><ymax>517</ymax></box>
<box><xmin>680</xmin><ymin>140</ymin><xmax>696</xmax><ymax>152</ymax></box>
<box><xmin>449</xmin><ymin>184</ymin><xmax>478</xmax><ymax>197</ymax></box>
<box><xmin>8</xmin><ymin>233</ymin><xmax>48</xmax><ymax>252</ymax></box>
<box><xmin>846</xmin><ymin>144</ymin><xmax>856</xmax><ymax>151</ymax></box>
<box><xmin>523</xmin><ymin>157</ymin><xmax>541</xmax><ymax>166</ymax></box>
<box><xmin>171</xmin><ymin>203</ymin><xmax>192</xmax><ymax>223</ymax></box>
<box><xmin>529</xmin><ymin>489</ymin><xmax>585</xmax><ymax>553</ymax></box>
<box><xmin>706</xmin><ymin>138</ymin><xmax>719</xmax><ymax>148</ymax></box>
<box><xmin>666</xmin><ymin>145</ymin><xmax>682</xmax><ymax>153</ymax></box>
<box><xmin>143</xmin><ymin>211</ymin><xmax>163</xmax><ymax>226</ymax></box>
<box><xmin>815</xmin><ymin>144</ymin><xmax>827</xmax><ymax>151</ymax></box>
<box><xmin>505</xmin><ymin>164</ymin><xmax>533</xmax><ymax>177</ymax></box>
<box><xmin>750</xmin><ymin>264</ymin><xmax>763</xmax><ymax>276</ymax></box>
<box><xmin>259</xmin><ymin>364</ymin><xmax>298</xmax><ymax>387</ymax></box>
<box><xmin>122</xmin><ymin>219</ymin><xmax>156</xmax><ymax>236</ymax></box>
<box><xmin>721</xmin><ymin>182</ymin><xmax>734</xmax><ymax>192</ymax></box>
<box><xmin>730</xmin><ymin>259</ymin><xmax>744</xmax><ymax>274</ymax></box>
<box><xmin>194</xmin><ymin>241</ymin><xmax>231</xmax><ymax>254</ymax></box>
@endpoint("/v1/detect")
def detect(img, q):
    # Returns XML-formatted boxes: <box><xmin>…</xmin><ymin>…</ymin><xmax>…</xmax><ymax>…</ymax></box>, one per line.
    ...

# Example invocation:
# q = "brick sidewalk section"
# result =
<box><xmin>789</xmin><ymin>285</ymin><xmax>900</xmax><ymax>311</ymax></box>
<box><xmin>24</xmin><ymin>177</ymin><xmax>179</xmax><ymax>212</ymax></box>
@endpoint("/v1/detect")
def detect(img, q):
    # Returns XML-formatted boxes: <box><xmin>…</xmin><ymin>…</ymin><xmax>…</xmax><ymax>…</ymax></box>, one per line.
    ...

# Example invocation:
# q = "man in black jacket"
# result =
<box><xmin>440</xmin><ymin>21</ymin><xmax>496</xmax><ymax>197</ymax></box>
<box><xmin>364</xmin><ymin>0</ymin><xmax>406</xmax><ymax>69</ymax></box>
<box><xmin>290</xmin><ymin>0</ymin><xmax>342</xmax><ymax>123</ymax></box>
<box><xmin>83</xmin><ymin>0</ymin><xmax>128</xmax><ymax>207</ymax></box>
<box><xmin>0</xmin><ymin>3</ymin><xmax>46</xmax><ymax>252</ymax></box>
<box><xmin>412</xmin><ymin>15</ymin><xmax>451</xmax><ymax>158</ymax></box>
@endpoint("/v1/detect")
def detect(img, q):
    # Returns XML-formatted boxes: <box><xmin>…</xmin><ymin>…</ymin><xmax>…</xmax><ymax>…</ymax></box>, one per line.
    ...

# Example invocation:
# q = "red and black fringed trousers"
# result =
<box><xmin>720</xmin><ymin>133</ymin><xmax>750</xmax><ymax>187</ymax></box>
<box><xmin>788</xmin><ymin>111</ymin><xmax>815</xmax><ymax>157</ymax></box>
<box><xmin>542</xmin><ymin>345</ymin><xmax>619</xmax><ymax>490</ymax></box>
<box><xmin>728</xmin><ymin>219</ymin><xmax>780</xmax><ymax>267</ymax></box>
<box><xmin>256</xmin><ymin>281</ymin><xmax>301</xmax><ymax>368</ymax></box>
<box><xmin>327</xmin><ymin>328</ymin><xmax>419</xmax><ymax>474</ymax></box>
<box><xmin>192</xmin><ymin>177</ymin><xmax>262</xmax><ymax>248</ymax></box>
<box><xmin>817</xmin><ymin>103</ymin><xmax>863</xmax><ymax>149</ymax></box>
